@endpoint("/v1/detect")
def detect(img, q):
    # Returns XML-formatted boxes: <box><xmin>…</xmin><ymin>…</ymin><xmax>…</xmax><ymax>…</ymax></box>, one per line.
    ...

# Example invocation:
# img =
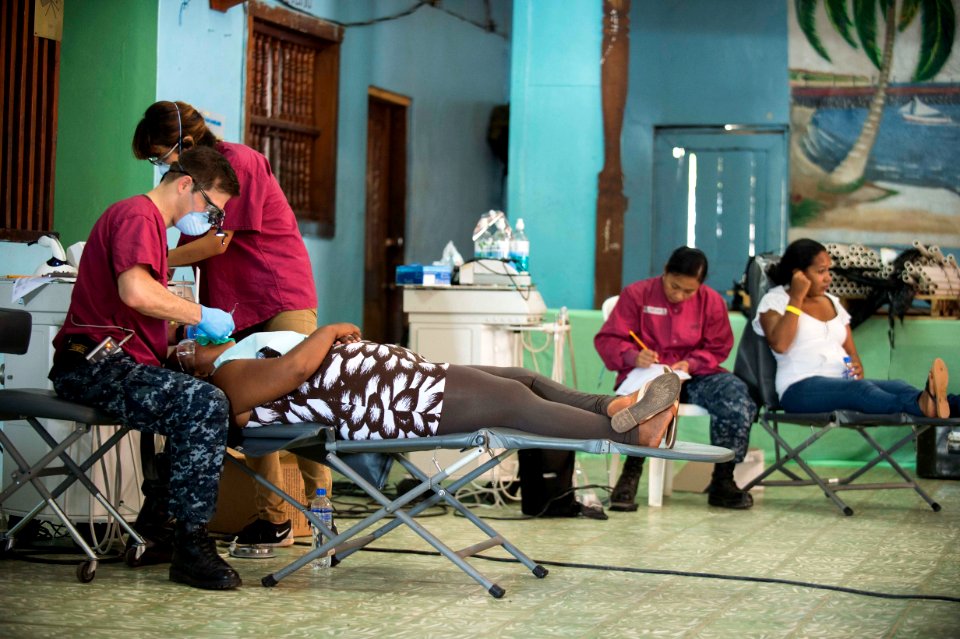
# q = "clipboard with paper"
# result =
<box><xmin>615</xmin><ymin>365</ymin><xmax>691</xmax><ymax>396</ymax></box>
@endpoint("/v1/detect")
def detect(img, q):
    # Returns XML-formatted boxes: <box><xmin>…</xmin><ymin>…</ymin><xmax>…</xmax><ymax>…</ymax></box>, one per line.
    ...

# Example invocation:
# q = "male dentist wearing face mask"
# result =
<box><xmin>133</xmin><ymin>100</ymin><xmax>324</xmax><ymax>549</ymax></box>
<box><xmin>175</xmin><ymin>209</ymin><xmax>217</xmax><ymax>236</ymax></box>
<box><xmin>49</xmin><ymin>146</ymin><xmax>245</xmax><ymax>591</ymax></box>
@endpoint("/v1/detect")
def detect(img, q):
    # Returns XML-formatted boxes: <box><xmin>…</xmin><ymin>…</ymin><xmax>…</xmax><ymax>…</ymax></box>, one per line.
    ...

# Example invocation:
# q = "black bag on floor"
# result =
<box><xmin>917</xmin><ymin>426</ymin><xmax>960</xmax><ymax>479</ymax></box>
<box><xmin>517</xmin><ymin>449</ymin><xmax>580</xmax><ymax>517</ymax></box>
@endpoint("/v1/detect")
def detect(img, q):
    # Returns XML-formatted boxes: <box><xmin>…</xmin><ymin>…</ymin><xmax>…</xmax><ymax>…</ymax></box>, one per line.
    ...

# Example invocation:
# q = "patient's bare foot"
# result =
<box><xmin>919</xmin><ymin>358</ymin><xmax>949</xmax><ymax>418</ymax></box>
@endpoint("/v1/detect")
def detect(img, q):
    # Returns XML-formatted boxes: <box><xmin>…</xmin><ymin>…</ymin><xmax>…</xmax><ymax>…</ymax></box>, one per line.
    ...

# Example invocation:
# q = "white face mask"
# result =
<box><xmin>175</xmin><ymin>211</ymin><xmax>213</xmax><ymax>236</ymax></box>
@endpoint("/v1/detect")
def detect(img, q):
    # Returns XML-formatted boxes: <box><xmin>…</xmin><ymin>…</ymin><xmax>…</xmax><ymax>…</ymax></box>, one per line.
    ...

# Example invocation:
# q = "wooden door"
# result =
<box><xmin>363</xmin><ymin>89</ymin><xmax>409</xmax><ymax>345</ymax></box>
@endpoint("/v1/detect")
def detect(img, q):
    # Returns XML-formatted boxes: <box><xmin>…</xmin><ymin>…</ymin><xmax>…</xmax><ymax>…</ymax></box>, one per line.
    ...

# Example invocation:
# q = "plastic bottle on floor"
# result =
<box><xmin>309</xmin><ymin>488</ymin><xmax>333</xmax><ymax>570</ymax></box>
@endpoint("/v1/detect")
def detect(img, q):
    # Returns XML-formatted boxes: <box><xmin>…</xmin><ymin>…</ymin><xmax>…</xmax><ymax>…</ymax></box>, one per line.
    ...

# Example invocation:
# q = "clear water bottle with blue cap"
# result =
<box><xmin>492</xmin><ymin>216</ymin><xmax>512</xmax><ymax>260</ymax></box>
<box><xmin>309</xmin><ymin>488</ymin><xmax>333</xmax><ymax>570</ymax></box>
<box><xmin>510</xmin><ymin>218</ymin><xmax>530</xmax><ymax>272</ymax></box>
<box><xmin>842</xmin><ymin>356</ymin><xmax>855</xmax><ymax>380</ymax></box>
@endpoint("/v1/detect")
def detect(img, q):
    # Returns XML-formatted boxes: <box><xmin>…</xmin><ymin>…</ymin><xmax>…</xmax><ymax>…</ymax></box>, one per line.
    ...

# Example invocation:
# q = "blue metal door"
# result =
<box><xmin>653</xmin><ymin>127</ymin><xmax>787</xmax><ymax>300</ymax></box>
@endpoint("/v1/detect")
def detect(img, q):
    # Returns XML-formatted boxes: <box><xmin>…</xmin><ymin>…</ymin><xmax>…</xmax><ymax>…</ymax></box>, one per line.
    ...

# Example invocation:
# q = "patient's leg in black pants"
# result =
<box><xmin>437</xmin><ymin>365</ymin><xmax>635</xmax><ymax>444</ymax></box>
<box><xmin>469</xmin><ymin>365</ymin><xmax>613</xmax><ymax>415</ymax></box>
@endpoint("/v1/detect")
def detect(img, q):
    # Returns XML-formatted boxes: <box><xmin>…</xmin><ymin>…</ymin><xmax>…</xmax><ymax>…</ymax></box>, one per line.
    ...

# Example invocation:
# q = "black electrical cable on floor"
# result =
<box><xmin>357</xmin><ymin>547</ymin><xmax>960</xmax><ymax>605</ymax></box>
<box><xmin>4</xmin><ymin>547</ymin><xmax>125</xmax><ymax>566</ymax></box>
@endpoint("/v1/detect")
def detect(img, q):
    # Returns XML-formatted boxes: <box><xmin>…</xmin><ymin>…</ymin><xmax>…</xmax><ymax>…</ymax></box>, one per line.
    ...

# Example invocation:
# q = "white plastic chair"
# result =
<box><xmin>601</xmin><ymin>296</ymin><xmax>710</xmax><ymax>507</ymax></box>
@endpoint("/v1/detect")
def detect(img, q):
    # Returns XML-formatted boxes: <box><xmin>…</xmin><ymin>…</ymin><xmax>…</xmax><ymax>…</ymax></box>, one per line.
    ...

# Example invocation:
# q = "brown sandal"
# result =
<box><xmin>612</xmin><ymin>371</ymin><xmax>681</xmax><ymax>433</ymax></box>
<box><xmin>635</xmin><ymin>399</ymin><xmax>679</xmax><ymax>449</ymax></box>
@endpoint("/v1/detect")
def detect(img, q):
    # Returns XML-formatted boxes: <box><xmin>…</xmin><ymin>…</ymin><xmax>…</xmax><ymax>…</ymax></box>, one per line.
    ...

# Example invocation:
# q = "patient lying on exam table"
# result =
<box><xmin>174</xmin><ymin>323</ymin><xmax>682</xmax><ymax>448</ymax></box>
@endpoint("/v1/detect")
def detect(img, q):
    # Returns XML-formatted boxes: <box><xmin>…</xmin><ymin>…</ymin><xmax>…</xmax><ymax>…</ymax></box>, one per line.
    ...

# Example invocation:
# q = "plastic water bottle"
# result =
<box><xmin>472</xmin><ymin>210</ymin><xmax>494</xmax><ymax>259</ymax></box>
<box><xmin>309</xmin><ymin>488</ymin><xmax>333</xmax><ymax>570</ymax></box>
<box><xmin>509</xmin><ymin>218</ymin><xmax>530</xmax><ymax>272</ymax></box>
<box><xmin>842</xmin><ymin>356</ymin><xmax>855</xmax><ymax>380</ymax></box>
<box><xmin>574</xmin><ymin>460</ymin><xmax>602</xmax><ymax>510</ymax></box>
<box><xmin>492</xmin><ymin>216</ymin><xmax>512</xmax><ymax>260</ymax></box>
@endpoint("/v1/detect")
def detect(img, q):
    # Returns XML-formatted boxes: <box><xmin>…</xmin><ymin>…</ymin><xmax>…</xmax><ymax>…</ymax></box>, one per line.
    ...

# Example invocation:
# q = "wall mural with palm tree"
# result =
<box><xmin>789</xmin><ymin>0</ymin><xmax>959</xmax><ymax>247</ymax></box>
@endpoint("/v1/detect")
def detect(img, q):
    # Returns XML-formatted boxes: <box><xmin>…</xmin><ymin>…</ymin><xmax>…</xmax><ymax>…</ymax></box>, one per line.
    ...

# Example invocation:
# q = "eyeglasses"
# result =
<box><xmin>165</xmin><ymin>165</ymin><xmax>227</xmax><ymax>239</ymax></box>
<box><xmin>148</xmin><ymin>102</ymin><xmax>182</xmax><ymax>166</ymax></box>
<box><xmin>148</xmin><ymin>143</ymin><xmax>180</xmax><ymax>167</ymax></box>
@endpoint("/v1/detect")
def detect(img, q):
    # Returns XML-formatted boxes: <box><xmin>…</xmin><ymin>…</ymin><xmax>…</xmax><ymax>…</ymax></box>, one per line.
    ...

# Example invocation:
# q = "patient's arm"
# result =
<box><xmin>211</xmin><ymin>322</ymin><xmax>360</xmax><ymax>417</ymax></box>
<box><xmin>759</xmin><ymin>308</ymin><xmax>800</xmax><ymax>354</ymax></box>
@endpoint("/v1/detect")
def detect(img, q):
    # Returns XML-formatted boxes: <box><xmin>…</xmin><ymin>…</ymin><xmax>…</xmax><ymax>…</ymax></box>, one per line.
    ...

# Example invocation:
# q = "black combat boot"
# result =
<box><xmin>706</xmin><ymin>461</ymin><xmax>753</xmax><ymax>509</ymax></box>
<box><xmin>169</xmin><ymin>521</ymin><xmax>242</xmax><ymax>590</ymax></box>
<box><xmin>126</xmin><ymin>442</ymin><xmax>175</xmax><ymax>567</ymax></box>
<box><xmin>609</xmin><ymin>455</ymin><xmax>645</xmax><ymax>512</ymax></box>
<box><xmin>124</xmin><ymin>495</ymin><xmax>175</xmax><ymax>567</ymax></box>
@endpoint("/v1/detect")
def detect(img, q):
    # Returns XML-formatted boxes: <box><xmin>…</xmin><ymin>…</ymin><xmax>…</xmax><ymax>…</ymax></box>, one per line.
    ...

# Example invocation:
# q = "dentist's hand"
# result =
<box><xmin>191</xmin><ymin>305</ymin><xmax>235</xmax><ymax>341</ymax></box>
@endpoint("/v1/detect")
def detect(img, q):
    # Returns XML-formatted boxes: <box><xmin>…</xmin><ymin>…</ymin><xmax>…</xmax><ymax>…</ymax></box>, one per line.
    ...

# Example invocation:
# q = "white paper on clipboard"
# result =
<box><xmin>615</xmin><ymin>365</ymin><xmax>691</xmax><ymax>396</ymax></box>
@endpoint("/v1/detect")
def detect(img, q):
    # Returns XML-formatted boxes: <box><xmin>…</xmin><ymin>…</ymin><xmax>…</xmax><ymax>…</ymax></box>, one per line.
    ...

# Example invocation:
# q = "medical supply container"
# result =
<box><xmin>395</xmin><ymin>264</ymin><xmax>452</xmax><ymax>286</ymax></box>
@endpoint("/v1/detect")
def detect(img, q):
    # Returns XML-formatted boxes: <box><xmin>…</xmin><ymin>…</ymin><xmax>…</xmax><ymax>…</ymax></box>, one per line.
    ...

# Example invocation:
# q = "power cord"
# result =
<box><xmin>276</xmin><ymin>0</ymin><xmax>506</xmax><ymax>38</ymax></box>
<box><xmin>462</xmin><ymin>257</ymin><xmax>533</xmax><ymax>300</ymax></box>
<box><xmin>1</xmin><ymin>520</ymin><xmax>124</xmax><ymax>566</ymax></box>
<box><xmin>452</xmin><ymin>483</ymin><xmax>610</xmax><ymax>521</ymax></box>
<box><xmin>357</xmin><ymin>547</ymin><xmax>960</xmax><ymax>605</ymax></box>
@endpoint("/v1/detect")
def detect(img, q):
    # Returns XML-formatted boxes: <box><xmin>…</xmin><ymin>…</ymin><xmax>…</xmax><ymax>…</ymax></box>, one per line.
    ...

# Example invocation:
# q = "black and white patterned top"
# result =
<box><xmin>247</xmin><ymin>339</ymin><xmax>448</xmax><ymax>440</ymax></box>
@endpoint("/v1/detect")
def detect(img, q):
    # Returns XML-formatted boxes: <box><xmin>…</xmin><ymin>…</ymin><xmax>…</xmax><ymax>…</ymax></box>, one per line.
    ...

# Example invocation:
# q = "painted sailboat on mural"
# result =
<box><xmin>898</xmin><ymin>96</ymin><xmax>955</xmax><ymax>125</ymax></box>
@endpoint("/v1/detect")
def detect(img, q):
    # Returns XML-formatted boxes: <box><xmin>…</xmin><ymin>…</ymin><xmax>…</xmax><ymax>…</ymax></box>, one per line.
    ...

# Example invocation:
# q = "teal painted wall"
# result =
<box><xmin>621</xmin><ymin>0</ymin><xmax>789</xmax><ymax>284</ymax></box>
<box><xmin>54</xmin><ymin>0</ymin><xmax>158</xmax><ymax>246</ymax></box>
<box><xmin>153</xmin><ymin>0</ymin><xmax>511</xmax><ymax>328</ymax></box>
<box><xmin>507</xmin><ymin>0</ymin><xmax>602</xmax><ymax>310</ymax></box>
<box><xmin>507</xmin><ymin>0</ymin><xmax>788</xmax><ymax>307</ymax></box>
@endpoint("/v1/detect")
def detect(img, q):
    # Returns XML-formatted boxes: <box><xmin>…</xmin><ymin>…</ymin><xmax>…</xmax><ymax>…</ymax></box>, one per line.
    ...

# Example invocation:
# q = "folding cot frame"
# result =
<box><xmin>0</xmin><ymin>388</ymin><xmax>147</xmax><ymax>582</ymax></box>
<box><xmin>741</xmin><ymin>407</ymin><xmax>953</xmax><ymax>516</ymax></box>
<box><xmin>232</xmin><ymin>423</ymin><xmax>733</xmax><ymax>598</ymax></box>
<box><xmin>0</xmin><ymin>307</ymin><xmax>146</xmax><ymax>582</ymax></box>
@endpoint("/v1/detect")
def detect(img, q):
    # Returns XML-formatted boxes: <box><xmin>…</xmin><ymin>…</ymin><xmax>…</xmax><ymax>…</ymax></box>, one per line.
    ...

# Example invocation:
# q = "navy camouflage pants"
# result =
<box><xmin>51</xmin><ymin>354</ymin><xmax>229</xmax><ymax>524</ymax></box>
<box><xmin>682</xmin><ymin>372</ymin><xmax>756</xmax><ymax>463</ymax></box>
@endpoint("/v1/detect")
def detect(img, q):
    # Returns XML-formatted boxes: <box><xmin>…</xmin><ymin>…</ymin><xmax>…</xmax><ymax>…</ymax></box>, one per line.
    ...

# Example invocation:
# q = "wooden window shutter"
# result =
<box><xmin>1</xmin><ymin>0</ymin><xmax>61</xmax><ymax>241</ymax></box>
<box><xmin>246</xmin><ymin>2</ymin><xmax>342</xmax><ymax>237</ymax></box>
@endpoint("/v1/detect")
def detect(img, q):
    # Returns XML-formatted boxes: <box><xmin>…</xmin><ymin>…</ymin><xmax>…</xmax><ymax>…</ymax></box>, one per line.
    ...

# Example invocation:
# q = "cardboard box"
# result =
<box><xmin>208</xmin><ymin>451</ymin><xmax>326</xmax><ymax>537</ymax></box>
<box><xmin>671</xmin><ymin>447</ymin><xmax>765</xmax><ymax>493</ymax></box>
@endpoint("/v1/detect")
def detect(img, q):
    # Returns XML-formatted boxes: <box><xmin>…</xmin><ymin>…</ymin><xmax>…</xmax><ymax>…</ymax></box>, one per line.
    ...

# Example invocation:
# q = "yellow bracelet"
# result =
<box><xmin>785</xmin><ymin>305</ymin><xmax>802</xmax><ymax>316</ymax></box>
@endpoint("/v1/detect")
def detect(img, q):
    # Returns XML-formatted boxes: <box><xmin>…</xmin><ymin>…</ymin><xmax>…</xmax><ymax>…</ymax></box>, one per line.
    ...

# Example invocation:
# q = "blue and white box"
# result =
<box><xmin>395</xmin><ymin>264</ymin><xmax>452</xmax><ymax>286</ymax></box>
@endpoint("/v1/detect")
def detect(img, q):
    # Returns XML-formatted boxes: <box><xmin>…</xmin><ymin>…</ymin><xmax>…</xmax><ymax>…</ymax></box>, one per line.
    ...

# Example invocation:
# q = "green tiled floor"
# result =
<box><xmin>1</xmin><ymin>463</ymin><xmax>959</xmax><ymax>638</ymax></box>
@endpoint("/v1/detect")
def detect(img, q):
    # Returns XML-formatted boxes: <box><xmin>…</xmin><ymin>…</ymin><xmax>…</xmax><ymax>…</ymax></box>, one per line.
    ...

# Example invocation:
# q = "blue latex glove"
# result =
<box><xmin>186</xmin><ymin>305</ymin><xmax>235</xmax><ymax>341</ymax></box>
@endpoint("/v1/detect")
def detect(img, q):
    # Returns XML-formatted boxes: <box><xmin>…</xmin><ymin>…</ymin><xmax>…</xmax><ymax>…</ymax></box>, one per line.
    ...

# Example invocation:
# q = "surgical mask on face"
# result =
<box><xmin>175</xmin><ymin>211</ymin><xmax>213</xmax><ymax>236</ymax></box>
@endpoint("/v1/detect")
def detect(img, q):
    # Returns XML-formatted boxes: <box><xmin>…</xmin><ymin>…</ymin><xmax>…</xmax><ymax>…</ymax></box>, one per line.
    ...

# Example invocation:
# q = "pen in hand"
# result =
<box><xmin>629</xmin><ymin>330</ymin><xmax>648</xmax><ymax>351</ymax></box>
<box><xmin>629</xmin><ymin>330</ymin><xmax>659</xmax><ymax>364</ymax></box>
